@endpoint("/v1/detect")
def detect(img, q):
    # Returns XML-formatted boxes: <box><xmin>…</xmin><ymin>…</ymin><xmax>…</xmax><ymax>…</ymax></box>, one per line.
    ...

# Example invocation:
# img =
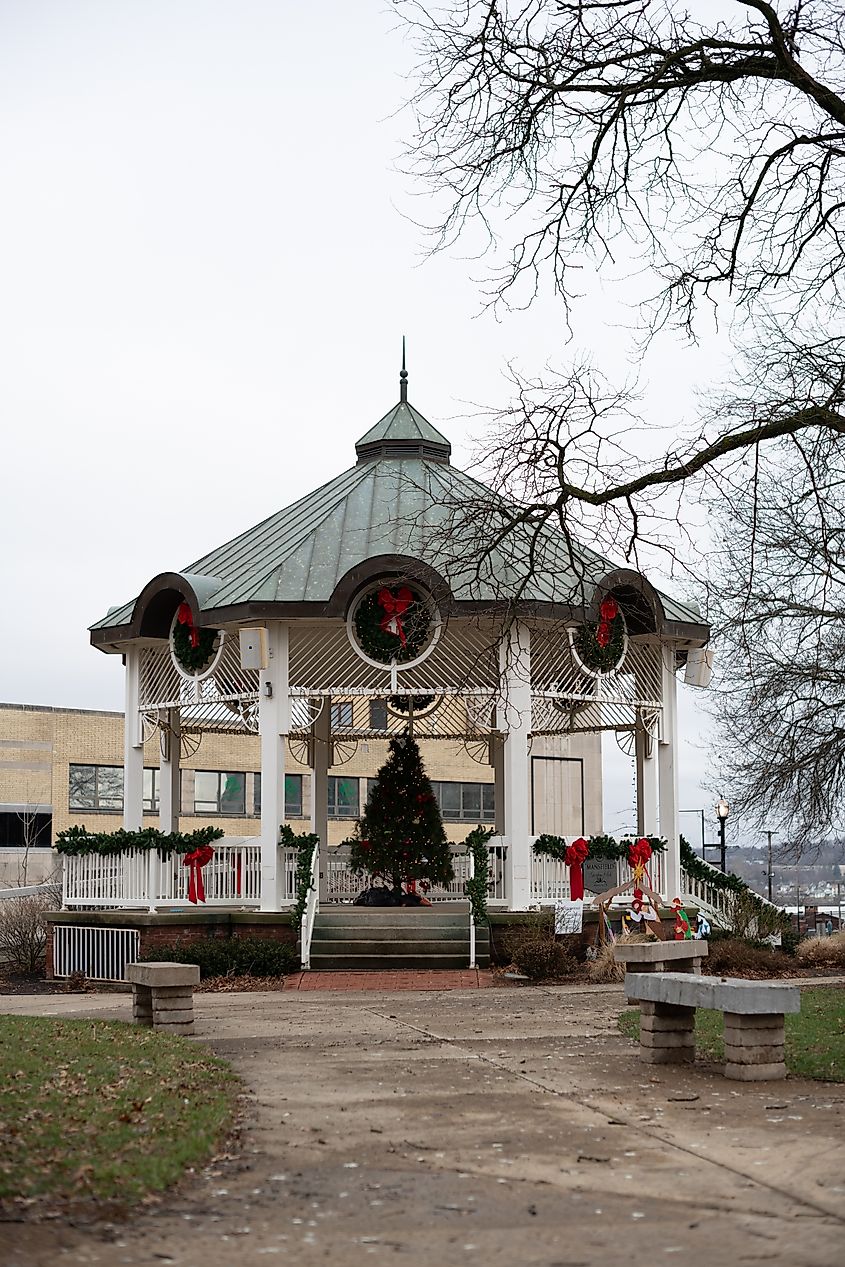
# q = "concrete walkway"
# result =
<box><xmin>1</xmin><ymin>984</ymin><xmax>844</xmax><ymax>1267</ymax></box>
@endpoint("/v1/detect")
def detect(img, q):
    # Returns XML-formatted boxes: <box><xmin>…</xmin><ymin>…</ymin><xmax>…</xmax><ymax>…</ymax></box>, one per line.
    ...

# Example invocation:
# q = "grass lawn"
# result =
<box><xmin>0</xmin><ymin>1016</ymin><xmax>238</xmax><ymax>1211</ymax></box>
<box><xmin>618</xmin><ymin>986</ymin><xmax>845</xmax><ymax>1081</ymax></box>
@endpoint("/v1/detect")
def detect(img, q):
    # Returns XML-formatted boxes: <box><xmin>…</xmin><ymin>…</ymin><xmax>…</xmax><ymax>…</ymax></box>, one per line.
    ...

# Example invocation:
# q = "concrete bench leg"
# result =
<box><xmin>639</xmin><ymin>1001</ymin><xmax>695</xmax><ymax>1064</ymax></box>
<box><xmin>151</xmin><ymin>985</ymin><xmax>195</xmax><ymax>1035</ymax></box>
<box><xmin>724</xmin><ymin>1012</ymin><xmax>786</xmax><ymax>1081</ymax></box>
<box><xmin>132</xmin><ymin>983</ymin><xmax>153</xmax><ymax>1027</ymax></box>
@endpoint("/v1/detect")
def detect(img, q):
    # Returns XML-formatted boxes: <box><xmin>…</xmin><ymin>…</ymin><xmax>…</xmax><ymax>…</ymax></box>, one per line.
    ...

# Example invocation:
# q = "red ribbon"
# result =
<box><xmin>176</xmin><ymin>601</ymin><xmax>200</xmax><ymax>649</ymax></box>
<box><xmin>628</xmin><ymin>838</ymin><xmax>653</xmax><ymax>885</ymax></box>
<box><xmin>377</xmin><ymin>586</ymin><xmax>413</xmax><ymax>648</ymax></box>
<box><xmin>183</xmin><ymin>845</ymin><xmax>215</xmax><ymax>903</ymax></box>
<box><xmin>564</xmin><ymin>837</ymin><xmax>589</xmax><ymax>901</ymax></box>
<box><xmin>600</xmin><ymin>596</ymin><xmax>619</xmax><ymax>621</ymax></box>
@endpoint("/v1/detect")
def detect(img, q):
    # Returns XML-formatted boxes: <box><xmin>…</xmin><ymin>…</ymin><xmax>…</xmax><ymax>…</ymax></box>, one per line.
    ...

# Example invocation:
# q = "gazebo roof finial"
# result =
<box><xmin>399</xmin><ymin>335</ymin><xmax>408</xmax><ymax>403</ymax></box>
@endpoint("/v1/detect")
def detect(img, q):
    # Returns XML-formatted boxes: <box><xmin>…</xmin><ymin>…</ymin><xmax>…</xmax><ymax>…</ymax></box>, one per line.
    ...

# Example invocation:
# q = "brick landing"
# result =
<box><xmin>283</xmin><ymin>968</ymin><xmax>497</xmax><ymax>991</ymax></box>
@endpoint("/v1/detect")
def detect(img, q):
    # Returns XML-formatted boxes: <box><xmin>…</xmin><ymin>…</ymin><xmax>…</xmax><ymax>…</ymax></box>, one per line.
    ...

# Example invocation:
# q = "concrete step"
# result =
<box><xmin>311</xmin><ymin>937</ymin><xmax>470</xmax><ymax>956</ymax></box>
<box><xmin>310</xmin><ymin>953</ymin><xmax>488</xmax><ymax>971</ymax></box>
<box><xmin>314</xmin><ymin>909</ymin><xmax>468</xmax><ymax>927</ymax></box>
<box><xmin>313</xmin><ymin>923</ymin><xmax>476</xmax><ymax>942</ymax></box>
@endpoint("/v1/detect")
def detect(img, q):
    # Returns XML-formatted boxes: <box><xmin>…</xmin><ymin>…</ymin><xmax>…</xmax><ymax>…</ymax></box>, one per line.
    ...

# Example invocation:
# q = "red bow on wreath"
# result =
<box><xmin>595</xmin><ymin>597</ymin><xmax>619</xmax><ymax>650</ymax></box>
<box><xmin>183</xmin><ymin>845</ymin><xmax>215</xmax><ymax>904</ymax></box>
<box><xmin>564</xmin><ymin>837</ymin><xmax>590</xmax><ymax>901</ymax></box>
<box><xmin>377</xmin><ymin>587</ymin><xmax>413</xmax><ymax>648</ymax></box>
<box><xmin>176</xmin><ymin>601</ymin><xmax>200</xmax><ymax>649</ymax></box>
<box><xmin>628</xmin><ymin>837</ymin><xmax>652</xmax><ymax>885</ymax></box>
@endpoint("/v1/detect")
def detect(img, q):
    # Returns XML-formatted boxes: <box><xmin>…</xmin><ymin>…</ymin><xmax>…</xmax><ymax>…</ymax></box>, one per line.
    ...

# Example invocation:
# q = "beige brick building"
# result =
<box><xmin>0</xmin><ymin>701</ymin><xmax>601</xmax><ymax>859</ymax></box>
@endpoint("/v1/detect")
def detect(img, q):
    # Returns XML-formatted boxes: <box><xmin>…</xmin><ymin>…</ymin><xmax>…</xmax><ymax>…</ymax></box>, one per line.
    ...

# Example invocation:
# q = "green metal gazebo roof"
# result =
<box><xmin>90</xmin><ymin>368</ymin><xmax>707</xmax><ymax>646</ymax></box>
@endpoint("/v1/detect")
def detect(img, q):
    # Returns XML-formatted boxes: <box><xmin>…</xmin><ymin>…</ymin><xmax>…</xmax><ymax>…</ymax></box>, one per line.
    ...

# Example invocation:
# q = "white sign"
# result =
<box><xmin>555</xmin><ymin>900</ymin><xmax>584</xmax><ymax>935</ymax></box>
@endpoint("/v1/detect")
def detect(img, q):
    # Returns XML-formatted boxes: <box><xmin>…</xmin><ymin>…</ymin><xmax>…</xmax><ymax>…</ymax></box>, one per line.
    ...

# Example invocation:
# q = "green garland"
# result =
<box><xmin>353</xmin><ymin>587</ymin><xmax>431</xmax><ymax>664</ymax></box>
<box><xmin>389</xmin><ymin>693</ymin><xmax>436</xmax><ymax>714</ymax></box>
<box><xmin>573</xmin><ymin>611</ymin><xmax>626</xmax><ymax>674</ymax></box>
<box><xmin>281</xmin><ymin>824</ymin><xmax>320</xmax><ymax>930</ymax></box>
<box><xmin>532</xmin><ymin>832</ymin><xmax>666</xmax><ymax>862</ymax></box>
<box><xmin>172</xmin><ymin>619</ymin><xmax>219</xmax><ymax>674</ymax></box>
<box><xmin>55</xmin><ymin>825</ymin><xmax>224</xmax><ymax>857</ymax></box>
<box><xmin>464</xmin><ymin>826</ymin><xmax>494</xmax><ymax>922</ymax></box>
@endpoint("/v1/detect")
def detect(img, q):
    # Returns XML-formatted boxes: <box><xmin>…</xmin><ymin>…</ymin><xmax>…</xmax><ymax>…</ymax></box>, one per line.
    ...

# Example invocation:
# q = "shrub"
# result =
<box><xmin>0</xmin><ymin>892</ymin><xmax>52</xmax><ymax>974</ymax></box>
<box><xmin>705</xmin><ymin>936</ymin><xmax>793</xmax><ymax>978</ymax></box>
<box><xmin>142</xmin><ymin>936</ymin><xmax>298</xmax><ymax>979</ymax></box>
<box><xmin>502</xmin><ymin>916</ymin><xmax>578</xmax><ymax>981</ymax></box>
<box><xmin>796</xmin><ymin>930</ymin><xmax>845</xmax><ymax>971</ymax></box>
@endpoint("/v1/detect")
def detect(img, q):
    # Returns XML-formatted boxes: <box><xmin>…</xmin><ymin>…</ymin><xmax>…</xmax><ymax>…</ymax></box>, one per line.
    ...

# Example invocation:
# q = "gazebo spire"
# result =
<box><xmin>399</xmin><ymin>335</ymin><xmax>408</xmax><ymax>403</ymax></box>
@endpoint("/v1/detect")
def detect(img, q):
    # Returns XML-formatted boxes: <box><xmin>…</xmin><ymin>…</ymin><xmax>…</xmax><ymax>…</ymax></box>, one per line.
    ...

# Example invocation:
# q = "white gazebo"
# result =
<box><xmin>84</xmin><ymin>361</ymin><xmax>712</xmax><ymax>921</ymax></box>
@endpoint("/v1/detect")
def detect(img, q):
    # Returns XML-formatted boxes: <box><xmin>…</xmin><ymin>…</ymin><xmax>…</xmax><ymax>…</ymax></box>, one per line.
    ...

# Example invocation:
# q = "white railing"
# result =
<box><xmin>62</xmin><ymin>839</ymin><xmax>297</xmax><ymax>911</ymax></box>
<box><xmin>467</xmin><ymin>847</ymin><xmax>476</xmax><ymax>968</ymax></box>
<box><xmin>530</xmin><ymin>838</ymin><xmax>667</xmax><ymax>905</ymax></box>
<box><xmin>319</xmin><ymin>840</ymin><xmax>508</xmax><ymax>906</ymax></box>
<box><xmin>300</xmin><ymin>838</ymin><xmax>321</xmax><ymax>970</ymax></box>
<box><xmin>54</xmin><ymin>924</ymin><xmax>140</xmax><ymax>981</ymax></box>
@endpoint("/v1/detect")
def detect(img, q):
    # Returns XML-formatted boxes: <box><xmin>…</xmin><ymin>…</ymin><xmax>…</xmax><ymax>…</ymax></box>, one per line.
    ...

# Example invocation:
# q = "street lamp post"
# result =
<box><xmin>715</xmin><ymin>797</ymin><xmax>730</xmax><ymax>874</ymax></box>
<box><xmin>764</xmin><ymin>829</ymin><xmax>777</xmax><ymax>903</ymax></box>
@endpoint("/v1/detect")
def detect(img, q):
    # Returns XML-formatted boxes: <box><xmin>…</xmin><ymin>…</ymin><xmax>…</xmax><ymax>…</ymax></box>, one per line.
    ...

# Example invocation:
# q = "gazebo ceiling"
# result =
<box><xmin>90</xmin><ymin>367</ymin><xmax>709</xmax><ymax>650</ymax></box>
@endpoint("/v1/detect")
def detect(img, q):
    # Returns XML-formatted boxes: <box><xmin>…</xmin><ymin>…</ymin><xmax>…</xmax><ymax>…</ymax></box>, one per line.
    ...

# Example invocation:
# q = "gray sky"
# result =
<box><xmin>0</xmin><ymin>0</ymin><xmax>727</xmax><ymax>844</ymax></box>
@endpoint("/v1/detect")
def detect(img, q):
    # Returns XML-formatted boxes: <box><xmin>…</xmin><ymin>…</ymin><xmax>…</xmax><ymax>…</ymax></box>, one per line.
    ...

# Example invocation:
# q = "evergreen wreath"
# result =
<box><xmin>352</xmin><ymin>584</ymin><xmax>432</xmax><ymax>665</ymax></box>
<box><xmin>388</xmin><ymin>693</ymin><xmax>436</xmax><ymax>715</ymax></box>
<box><xmin>170</xmin><ymin>603</ymin><xmax>220</xmax><ymax>674</ymax></box>
<box><xmin>573</xmin><ymin>596</ymin><xmax>627</xmax><ymax>674</ymax></box>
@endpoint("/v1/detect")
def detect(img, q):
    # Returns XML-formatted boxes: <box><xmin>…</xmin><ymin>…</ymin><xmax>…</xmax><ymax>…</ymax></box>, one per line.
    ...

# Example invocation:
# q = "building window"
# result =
<box><xmin>328</xmin><ymin>775</ymin><xmax>359</xmax><ymax>818</ymax></box>
<box><xmin>143</xmin><ymin>768</ymin><xmax>159</xmax><ymax>814</ymax></box>
<box><xmin>193</xmin><ymin>771</ymin><xmax>246</xmax><ymax>816</ymax></box>
<box><xmin>432</xmin><ymin>781</ymin><xmax>495</xmax><ymax>822</ymax></box>
<box><xmin>253</xmin><ymin>773</ymin><xmax>304</xmax><ymax>818</ymax></box>
<box><xmin>69</xmin><ymin>764</ymin><xmax>124</xmax><ymax>811</ymax></box>
<box><xmin>369</xmin><ymin>699</ymin><xmax>388</xmax><ymax>730</ymax></box>
<box><xmin>331</xmin><ymin>701</ymin><xmax>354</xmax><ymax>729</ymax></box>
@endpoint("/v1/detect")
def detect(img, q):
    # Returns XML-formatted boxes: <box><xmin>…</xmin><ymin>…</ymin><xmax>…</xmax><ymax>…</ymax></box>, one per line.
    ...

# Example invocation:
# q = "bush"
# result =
<box><xmin>142</xmin><ymin>936</ymin><xmax>298</xmax><ymax>979</ymax></box>
<box><xmin>0</xmin><ymin>893</ymin><xmax>52</xmax><ymax>974</ymax></box>
<box><xmin>796</xmin><ymin>930</ymin><xmax>845</xmax><ymax>971</ymax></box>
<box><xmin>705</xmin><ymin>936</ymin><xmax>793</xmax><ymax>978</ymax></box>
<box><xmin>502</xmin><ymin>916</ymin><xmax>578</xmax><ymax>981</ymax></box>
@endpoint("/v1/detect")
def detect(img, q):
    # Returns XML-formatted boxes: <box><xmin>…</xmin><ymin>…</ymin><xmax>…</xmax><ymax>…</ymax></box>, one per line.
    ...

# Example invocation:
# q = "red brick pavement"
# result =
<box><xmin>282</xmin><ymin>968</ymin><xmax>497</xmax><ymax>991</ymax></box>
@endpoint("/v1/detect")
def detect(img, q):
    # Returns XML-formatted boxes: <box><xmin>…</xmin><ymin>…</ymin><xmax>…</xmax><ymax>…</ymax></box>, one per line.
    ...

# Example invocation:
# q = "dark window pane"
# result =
<box><xmin>220</xmin><ymin>772</ymin><xmax>245</xmax><ymax>815</ymax></box>
<box><xmin>328</xmin><ymin>776</ymin><xmax>359</xmax><ymax>817</ymax></box>
<box><xmin>462</xmin><ymin>783</ymin><xmax>481</xmax><ymax>819</ymax></box>
<box><xmin>69</xmin><ymin>765</ymin><xmax>96</xmax><ymax>810</ymax></box>
<box><xmin>482</xmin><ymin>783</ymin><xmax>495</xmax><ymax>821</ymax></box>
<box><xmin>254</xmin><ymin>771</ymin><xmax>261</xmax><ymax>816</ymax></box>
<box><xmin>438</xmin><ymin>782</ymin><xmax>461</xmax><ymax>819</ymax></box>
<box><xmin>285</xmin><ymin>774</ymin><xmax>303</xmax><ymax>817</ymax></box>
<box><xmin>369</xmin><ymin>700</ymin><xmax>388</xmax><ymax>730</ymax></box>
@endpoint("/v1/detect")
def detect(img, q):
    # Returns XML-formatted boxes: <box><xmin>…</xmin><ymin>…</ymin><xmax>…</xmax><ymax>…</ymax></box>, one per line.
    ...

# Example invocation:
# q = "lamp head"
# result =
<box><xmin>715</xmin><ymin>797</ymin><xmax>730</xmax><ymax>822</ymax></box>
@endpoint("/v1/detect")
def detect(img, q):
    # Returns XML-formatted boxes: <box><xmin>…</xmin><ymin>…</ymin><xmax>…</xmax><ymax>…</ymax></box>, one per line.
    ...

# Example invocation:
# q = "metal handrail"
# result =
<box><xmin>299</xmin><ymin>839</ymin><xmax>321</xmax><ymax>970</ymax></box>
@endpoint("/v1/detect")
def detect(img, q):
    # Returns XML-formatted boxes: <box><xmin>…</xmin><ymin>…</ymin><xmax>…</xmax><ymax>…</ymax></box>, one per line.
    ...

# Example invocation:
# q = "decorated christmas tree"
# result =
<box><xmin>348</xmin><ymin>735</ymin><xmax>454</xmax><ymax>894</ymax></box>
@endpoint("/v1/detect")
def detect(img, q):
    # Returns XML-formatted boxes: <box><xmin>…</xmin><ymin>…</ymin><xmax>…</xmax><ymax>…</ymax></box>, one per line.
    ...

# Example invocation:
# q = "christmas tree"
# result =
<box><xmin>348</xmin><ymin>735</ymin><xmax>454</xmax><ymax>894</ymax></box>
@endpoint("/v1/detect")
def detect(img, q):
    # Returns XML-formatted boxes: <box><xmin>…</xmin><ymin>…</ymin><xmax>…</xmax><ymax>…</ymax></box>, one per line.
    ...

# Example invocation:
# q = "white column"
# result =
<box><xmin>312</xmin><ymin>696</ymin><xmax>330</xmax><ymax>902</ymax></box>
<box><xmin>491</xmin><ymin>730</ymin><xmax>505</xmax><ymax>834</ymax></box>
<box><xmin>259</xmin><ymin>622</ymin><xmax>291</xmax><ymax>911</ymax></box>
<box><xmin>158</xmin><ymin>708</ymin><xmax>181</xmax><ymax>833</ymax></box>
<box><xmin>123</xmin><ymin>645</ymin><xmax>144</xmax><ymax>830</ymax></box>
<box><xmin>635</xmin><ymin>711</ymin><xmax>658</xmax><ymax>837</ymax></box>
<box><xmin>500</xmin><ymin>622</ymin><xmax>531</xmax><ymax>910</ymax></box>
<box><xmin>658</xmin><ymin>645</ymin><xmax>681</xmax><ymax>900</ymax></box>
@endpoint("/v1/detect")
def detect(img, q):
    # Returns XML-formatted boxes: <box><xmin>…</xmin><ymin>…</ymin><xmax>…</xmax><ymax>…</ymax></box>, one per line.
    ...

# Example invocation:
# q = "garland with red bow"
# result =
<box><xmin>564</xmin><ymin>836</ymin><xmax>590</xmax><ymax>900</ymax></box>
<box><xmin>183</xmin><ymin>844</ymin><xmax>215</xmax><ymax>903</ymax></box>
<box><xmin>171</xmin><ymin>603</ymin><xmax>219</xmax><ymax>674</ymax></box>
<box><xmin>352</xmin><ymin>584</ymin><xmax>431</xmax><ymax>664</ymax></box>
<box><xmin>573</xmin><ymin>596</ymin><xmax>627</xmax><ymax>674</ymax></box>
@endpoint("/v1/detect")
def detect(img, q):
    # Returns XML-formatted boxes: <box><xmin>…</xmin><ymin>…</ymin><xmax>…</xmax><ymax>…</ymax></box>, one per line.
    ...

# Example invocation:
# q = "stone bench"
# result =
<box><xmin>614</xmin><ymin>939</ymin><xmax>709</xmax><ymax>976</ymax></box>
<box><xmin>625</xmin><ymin>971</ymin><xmax>800</xmax><ymax>1081</ymax></box>
<box><xmin>126</xmin><ymin>962</ymin><xmax>200</xmax><ymax>1035</ymax></box>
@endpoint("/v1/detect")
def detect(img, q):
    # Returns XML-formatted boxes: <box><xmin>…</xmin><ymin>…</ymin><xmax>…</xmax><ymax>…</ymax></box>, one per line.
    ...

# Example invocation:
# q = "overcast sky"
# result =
<box><xmin>0</xmin><ymin>0</ymin><xmax>731</xmax><ymax>847</ymax></box>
